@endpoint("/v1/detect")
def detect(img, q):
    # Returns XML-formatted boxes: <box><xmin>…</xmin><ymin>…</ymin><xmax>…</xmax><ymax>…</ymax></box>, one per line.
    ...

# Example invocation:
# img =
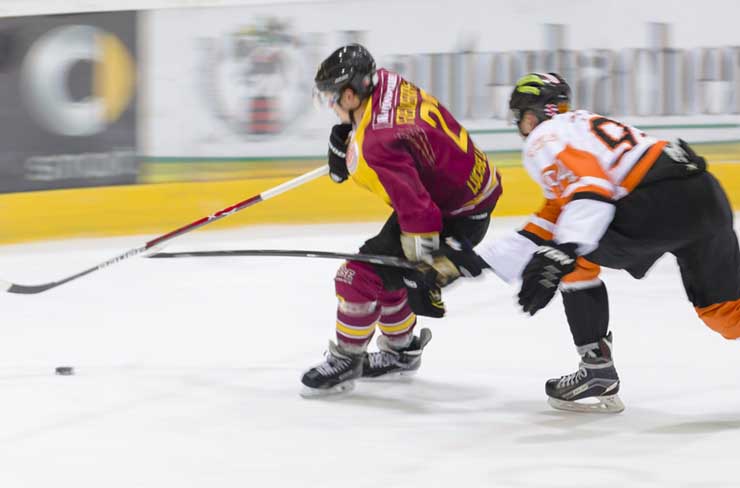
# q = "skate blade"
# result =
<box><xmin>360</xmin><ymin>369</ymin><xmax>419</xmax><ymax>382</ymax></box>
<box><xmin>548</xmin><ymin>394</ymin><xmax>625</xmax><ymax>414</ymax></box>
<box><xmin>300</xmin><ymin>380</ymin><xmax>356</xmax><ymax>399</ymax></box>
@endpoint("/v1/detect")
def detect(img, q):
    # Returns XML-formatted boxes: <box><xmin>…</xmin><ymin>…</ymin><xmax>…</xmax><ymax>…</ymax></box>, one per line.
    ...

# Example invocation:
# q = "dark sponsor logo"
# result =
<box><xmin>21</xmin><ymin>25</ymin><xmax>135</xmax><ymax>137</ymax></box>
<box><xmin>0</xmin><ymin>11</ymin><xmax>138</xmax><ymax>193</ymax></box>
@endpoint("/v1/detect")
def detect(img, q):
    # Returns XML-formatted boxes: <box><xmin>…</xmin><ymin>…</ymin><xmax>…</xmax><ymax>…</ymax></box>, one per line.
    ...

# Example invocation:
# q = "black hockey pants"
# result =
<box><xmin>360</xmin><ymin>210</ymin><xmax>492</xmax><ymax>290</ymax></box>
<box><xmin>568</xmin><ymin>153</ymin><xmax>740</xmax><ymax>343</ymax></box>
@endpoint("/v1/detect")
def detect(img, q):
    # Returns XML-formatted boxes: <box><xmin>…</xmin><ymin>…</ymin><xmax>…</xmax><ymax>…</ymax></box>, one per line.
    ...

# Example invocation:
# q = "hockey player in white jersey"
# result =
<box><xmin>427</xmin><ymin>72</ymin><xmax>740</xmax><ymax>413</ymax></box>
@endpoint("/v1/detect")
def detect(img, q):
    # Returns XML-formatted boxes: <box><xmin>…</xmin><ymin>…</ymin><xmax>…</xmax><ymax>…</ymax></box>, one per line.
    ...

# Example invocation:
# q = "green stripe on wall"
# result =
<box><xmin>141</xmin><ymin>141</ymin><xmax>740</xmax><ymax>184</ymax></box>
<box><xmin>468</xmin><ymin>123</ymin><xmax>740</xmax><ymax>135</ymax></box>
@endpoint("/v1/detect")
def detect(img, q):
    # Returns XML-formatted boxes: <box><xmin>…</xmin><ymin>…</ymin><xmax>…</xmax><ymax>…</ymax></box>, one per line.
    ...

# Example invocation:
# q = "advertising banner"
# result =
<box><xmin>0</xmin><ymin>11</ymin><xmax>137</xmax><ymax>193</ymax></box>
<box><xmin>144</xmin><ymin>3</ymin><xmax>740</xmax><ymax>165</ymax></box>
<box><xmin>144</xmin><ymin>9</ymin><xmax>336</xmax><ymax>161</ymax></box>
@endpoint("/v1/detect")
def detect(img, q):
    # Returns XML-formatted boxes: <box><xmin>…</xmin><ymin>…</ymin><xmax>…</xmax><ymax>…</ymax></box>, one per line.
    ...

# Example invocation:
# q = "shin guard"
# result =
<box><xmin>334</xmin><ymin>261</ymin><xmax>383</xmax><ymax>353</ymax></box>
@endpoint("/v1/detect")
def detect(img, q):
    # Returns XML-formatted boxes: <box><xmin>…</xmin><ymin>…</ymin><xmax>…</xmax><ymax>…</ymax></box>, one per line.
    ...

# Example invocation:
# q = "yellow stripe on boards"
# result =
<box><xmin>0</xmin><ymin>177</ymin><xmax>389</xmax><ymax>245</ymax></box>
<box><xmin>708</xmin><ymin>165</ymin><xmax>740</xmax><ymax>208</ymax></box>
<box><xmin>1</xmin><ymin>164</ymin><xmax>739</xmax><ymax>245</ymax></box>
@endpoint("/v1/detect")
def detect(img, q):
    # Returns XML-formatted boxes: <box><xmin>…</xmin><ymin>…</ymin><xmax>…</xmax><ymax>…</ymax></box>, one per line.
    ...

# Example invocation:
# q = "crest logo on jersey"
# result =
<box><xmin>542</xmin><ymin>160</ymin><xmax>578</xmax><ymax>199</ymax></box>
<box><xmin>197</xmin><ymin>18</ymin><xmax>314</xmax><ymax>139</ymax></box>
<box><xmin>346</xmin><ymin>139</ymin><xmax>359</xmax><ymax>175</ymax></box>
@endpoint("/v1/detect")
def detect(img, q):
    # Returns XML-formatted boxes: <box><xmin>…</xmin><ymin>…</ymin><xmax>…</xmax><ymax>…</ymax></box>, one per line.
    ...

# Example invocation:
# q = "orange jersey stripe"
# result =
<box><xmin>621</xmin><ymin>141</ymin><xmax>668</xmax><ymax>192</ymax></box>
<box><xmin>522</xmin><ymin>198</ymin><xmax>562</xmax><ymax>241</ymax></box>
<box><xmin>572</xmin><ymin>184</ymin><xmax>613</xmax><ymax>199</ymax></box>
<box><xmin>557</xmin><ymin>145</ymin><xmax>611</xmax><ymax>180</ymax></box>
<box><xmin>522</xmin><ymin>222</ymin><xmax>554</xmax><ymax>241</ymax></box>
<box><xmin>536</xmin><ymin>198</ymin><xmax>562</xmax><ymax>223</ymax></box>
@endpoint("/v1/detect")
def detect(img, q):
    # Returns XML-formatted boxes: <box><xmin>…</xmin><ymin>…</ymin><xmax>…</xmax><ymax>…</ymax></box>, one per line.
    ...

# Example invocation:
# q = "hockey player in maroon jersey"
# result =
<box><xmin>427</xmin><ymin>72</ymin><xmax>740</xmax><ymax>413</ymax></box>
<box><xmin>301</xmin><ymin>44</ymin><xmax>502</xmax><ymax>396</ymax></box>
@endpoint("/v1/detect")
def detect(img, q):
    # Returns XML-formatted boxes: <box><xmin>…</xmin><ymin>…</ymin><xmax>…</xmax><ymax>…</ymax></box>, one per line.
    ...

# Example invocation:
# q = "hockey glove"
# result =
<box><xmin>401</xmin><ymin>232</ymin><xmax>440</xmax><ymax>263</ymax></box>
<box><xmin>328</xmin><ymin>123</ymin><xmax>352</xmax><ymax>183</ymax></box>
<box><xmin>676</xmin><ymin>139</ymin><xmax>707</xmax><ymax>172</ymax></box>
<box><xmin>402</xmin><ymin>271</ymin><xmax>446</xmax><ymax>318</ymax></box>
<box><xmin>518</xmin><ymin>242</ymin><xmax>578</xmax><ymax>316</ymax></box>
<box><xmin>423</xmin><ymin>237</ymin><xmax>489</xmax><ymax>287</ymax></box>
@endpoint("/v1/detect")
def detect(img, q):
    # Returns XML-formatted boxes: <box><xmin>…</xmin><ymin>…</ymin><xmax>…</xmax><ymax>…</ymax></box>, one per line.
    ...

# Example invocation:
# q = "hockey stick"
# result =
<box><xmin>1</xmin><ymin>166</ymin><xmax>329</xmax><ymax>294</ymax></box>
<box><xmin>148</xmin><ymin>249</ymin><xmax>418</xmax><ymax>269</ymax></box>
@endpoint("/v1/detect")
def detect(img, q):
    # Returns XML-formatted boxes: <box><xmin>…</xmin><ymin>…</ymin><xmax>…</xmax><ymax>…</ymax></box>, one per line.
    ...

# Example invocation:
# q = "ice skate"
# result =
<box><xmin>362</xmin><ymin>328</ymin><xmax>432</xmax><ymax>379</ymax></box>
<box><xmin>301</xmin><ymin>341</ymin><xmax>364</xmax><ymax>398</ymax></box>
<box><xmin>546</xmin><ymin>332</ymin><xmax>624</xmax><ymax>413</ymax></box>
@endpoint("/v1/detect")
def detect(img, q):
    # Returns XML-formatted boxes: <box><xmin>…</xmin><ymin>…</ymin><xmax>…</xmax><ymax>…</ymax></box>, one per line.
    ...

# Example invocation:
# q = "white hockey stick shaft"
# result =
<box><xmin>2</xmin><ymin>165</ymin><xmax>329</xmax><ymax>294</ymax></box>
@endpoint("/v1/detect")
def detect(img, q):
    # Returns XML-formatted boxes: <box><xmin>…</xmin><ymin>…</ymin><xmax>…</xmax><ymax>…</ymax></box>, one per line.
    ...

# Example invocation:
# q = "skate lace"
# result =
<box><xmin>368</xmin><ymin>350</ymin><xmax>399</xmax><ymax>369</ymax></box>
<box><xmin>316</xmin><ymin>354</ymin><xmax>352</xmax><ymax>377</ymax></box>
<box><xmin>558</xmin><ymin>367</ymin><xmax>588</xmax><ymax>387</ymax></box>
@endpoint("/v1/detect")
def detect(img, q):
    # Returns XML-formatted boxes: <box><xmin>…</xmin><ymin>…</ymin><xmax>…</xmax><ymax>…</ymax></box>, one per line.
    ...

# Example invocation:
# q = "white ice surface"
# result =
<box><xmin>1</xmin><ymin>216</ymin><xmax>739</xmax><ymax>488</ymax></box>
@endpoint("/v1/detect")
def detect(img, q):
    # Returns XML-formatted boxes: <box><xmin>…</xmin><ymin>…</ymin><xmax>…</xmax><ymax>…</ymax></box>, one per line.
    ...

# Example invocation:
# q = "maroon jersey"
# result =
<box><xmin>346</xmin><ymin>69</ymin><xmax>502</xmax><ymax>234</ymax></box>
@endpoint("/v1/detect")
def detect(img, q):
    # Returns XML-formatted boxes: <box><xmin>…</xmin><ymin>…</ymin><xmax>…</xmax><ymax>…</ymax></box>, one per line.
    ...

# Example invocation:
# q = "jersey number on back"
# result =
<box><xmin>589</xmin><ymin>116</ymin><xmax>637</xmax><ymax>153</ymax></box>
<box><xmin>420</xmin><ymin>90</ymin><xmax>469</xmax><ymax>153</ymax></box>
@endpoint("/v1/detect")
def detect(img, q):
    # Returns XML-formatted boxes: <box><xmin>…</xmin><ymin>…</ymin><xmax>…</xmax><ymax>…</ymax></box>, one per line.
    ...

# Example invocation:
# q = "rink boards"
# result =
<box><xmin>1</xmin><ymin>143</ymin><xmax>739</xmax><ymax>245</ymax></box>
<box><xmin>1</xmin><ymin>7</ymin><xmax>740</xmax><ymax>245</ymax></box>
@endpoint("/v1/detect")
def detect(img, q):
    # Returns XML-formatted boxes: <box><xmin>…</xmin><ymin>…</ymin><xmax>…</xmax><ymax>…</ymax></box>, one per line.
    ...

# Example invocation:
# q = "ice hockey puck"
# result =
<box><xmin>55</xmin><ymin>366</ymin><xmax>74</xmax><ymax>376</ymax></box>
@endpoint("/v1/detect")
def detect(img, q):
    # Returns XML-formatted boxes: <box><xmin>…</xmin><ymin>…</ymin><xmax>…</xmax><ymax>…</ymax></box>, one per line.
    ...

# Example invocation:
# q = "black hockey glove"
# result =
<box><xmin>518</xmin><ymin>242</ymin><xmax>578</xmax><ymax>316</ymax></box>
<box><xmin>422</xmin><ymin>237</ymin><xmax>489</xmax><ymax>287</ymax></box>
<box><xmin>402</xmin><ymin>271</ymin><xmax>446</xmax><ymax>318</ymax></box>
<box><xmin>328</xmin><ymin>123</ymin><xmax>352</xmax><ymax>183</ymax></box>
<box><xmin>677</xmin><ymin>139</ymin><xmax>707</xmax><ymax>172</ymax></box>
<box><xmin>641</xmin><ymin>139</ymin><xmax>708</xmax><ymax>187</ymax></box>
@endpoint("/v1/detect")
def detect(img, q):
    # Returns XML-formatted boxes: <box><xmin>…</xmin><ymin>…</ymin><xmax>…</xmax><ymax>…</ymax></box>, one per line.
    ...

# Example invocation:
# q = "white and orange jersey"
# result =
<box><xmin>477</xmin><ymin>110</ymin><xmax>667</xmax><ymax>285</ymax></box>
<box><xmin>520</xmin><ymin>110</ymin><xmax>667</xmax><ymax>252</ymax></box>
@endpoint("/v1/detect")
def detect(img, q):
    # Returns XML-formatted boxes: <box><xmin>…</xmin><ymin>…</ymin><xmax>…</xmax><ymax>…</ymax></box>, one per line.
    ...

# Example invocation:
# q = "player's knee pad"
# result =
<box><xmin>334</xmin><ymin>262</ymin><xmax>385</xmax><ymax>349</ymax></box>
<box><xmin>696</xmin><ymin>299</ymin><xmax>740</xmax><ymax>340</ymax></box>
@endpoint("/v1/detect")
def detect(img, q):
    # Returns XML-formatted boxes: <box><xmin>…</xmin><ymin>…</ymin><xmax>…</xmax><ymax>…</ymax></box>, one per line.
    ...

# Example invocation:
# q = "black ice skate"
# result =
<box><xmin>362</xmin><ymin>328</ymin><xmax>432</xmax><ymax>379</ymax></box>
<box><xmin>546</xmin><ymin>332</ymin><xmax>625</xmax><ymax>413</ymax></box>
<box><xmin>300</xmin><ymin>341</ymin><xmax>364</xmax><ymax>398</ymax></box>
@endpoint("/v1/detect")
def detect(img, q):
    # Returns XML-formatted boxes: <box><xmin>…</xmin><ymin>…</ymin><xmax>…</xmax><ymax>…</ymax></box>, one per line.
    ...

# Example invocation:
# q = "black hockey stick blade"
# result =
<box><xmin>2</xmin><ymin>268</ymin><xmax>95</xmax><ymax>294</ymax></box>
<box><xmin>148</xmin><ymin>249</ymin><xmax>419</xmax><ymax>269</ymax></box>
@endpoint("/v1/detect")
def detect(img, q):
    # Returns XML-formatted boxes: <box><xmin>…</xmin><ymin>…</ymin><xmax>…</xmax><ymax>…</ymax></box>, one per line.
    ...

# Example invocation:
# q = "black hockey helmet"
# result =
<box><xmin>509</xmin><ymin>72</ymin><xmax>571</xmax><ymax>124</ymax></box>
<box><xmin>314</xmin><ymin>44</ymin><xmax>376</xmax><ymax>105</ymax></box>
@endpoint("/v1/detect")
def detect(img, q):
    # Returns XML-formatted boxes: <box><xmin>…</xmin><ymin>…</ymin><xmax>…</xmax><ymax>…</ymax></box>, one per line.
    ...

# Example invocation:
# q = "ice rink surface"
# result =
<box><xmin>1</xmin><ymin>216</ymin><xmax>739</xmax><ymax>488</ymax></box>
